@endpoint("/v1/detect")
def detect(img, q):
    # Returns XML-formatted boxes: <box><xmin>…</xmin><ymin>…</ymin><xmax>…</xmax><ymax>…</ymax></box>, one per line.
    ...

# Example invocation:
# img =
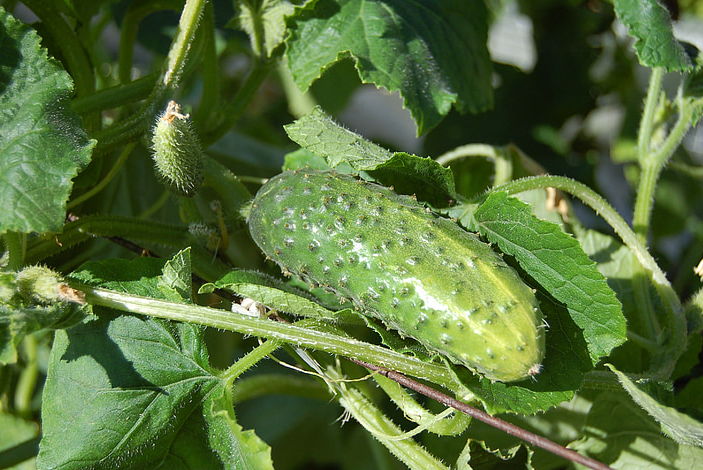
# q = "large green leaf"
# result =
<box><xmin>0</xmin><ymin>7</ymin><xmax>94</xmax><ymax>235</ymax></box>
<box><xmin>612</xmin><ymin>0</ymin><xmax>692</xmax><ymax>72</ymax></box>
<box><xmin>37</xmin><ymin>253</ymin><xmax>273</xmax><ymax>470</ymax></box>
<box><xmin>608</xmin><ymin>364</ymin><xmax>703</xmax><ymax>448</ymax></box>
<box><xmin>474</xmin><ymin>192</ymin><xmax>626</xmax><ymax>365</ymax></box>
<box><xmin>37</xmin><ymin>313</ymin><xmax>223</xmax><ymax>469</ymax></box>
<box><xmin>570</xmin><ymin>391</ymin><xmax>703</xmax><ymax>468</ymax></box>
<box><xmin>285</xmin><ymin>0</ymin><xmax>493</xmax><ymax>133</ymax></box>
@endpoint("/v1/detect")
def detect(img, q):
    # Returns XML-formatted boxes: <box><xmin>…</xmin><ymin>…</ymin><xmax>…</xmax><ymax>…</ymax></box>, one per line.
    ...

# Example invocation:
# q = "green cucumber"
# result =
<box><xmin>247</xmin><ymin>170</ymin><xmax>545</xmax><ymax>382</ymax></box>
<box><xmin>151</xmin><ymin>100</ymin><xmax>204</xmax><ymax>197</ymax></box>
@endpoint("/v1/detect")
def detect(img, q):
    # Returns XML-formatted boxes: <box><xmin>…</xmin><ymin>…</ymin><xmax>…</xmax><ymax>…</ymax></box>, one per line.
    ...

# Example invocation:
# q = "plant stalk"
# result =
<box><xmin>73</xmin><ymin>283</ymin><xmax>459</xmax><ymax>389</ymax></box>
<box><xmin>636</xmin><ymin>68</ymin><xmax>664</xmax><ymax>163</ymax></box>
<box><xmin>93</xmin><ymin>0</ymin><xmax>206</xmax><ymax>155</ymax></box>
<box><xmin>220</xmin><ymin>340</ymin><xmax>281</xmax><ymax>387</ymax></box>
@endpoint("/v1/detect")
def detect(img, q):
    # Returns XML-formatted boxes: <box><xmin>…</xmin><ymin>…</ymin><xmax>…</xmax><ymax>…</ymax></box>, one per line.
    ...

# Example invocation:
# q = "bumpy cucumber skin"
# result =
<box><xmin>151</xmin><ymin>101</ymin><xmax>204</xmax><ymax>197</ymax></box>
<box><xmin>248</xmin><ymin>170</ymin><xmax>545</xmax><ymax>382</ymax></box>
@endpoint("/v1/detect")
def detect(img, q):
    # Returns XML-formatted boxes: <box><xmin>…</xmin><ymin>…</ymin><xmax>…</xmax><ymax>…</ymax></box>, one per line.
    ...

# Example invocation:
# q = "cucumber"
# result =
<box><xmin>247</xmin><ymin>170</ymin><xmax>545</xmax><ymax>382</ymax></box>
<box><xmin>151</xmin><ymin>101</ymin><xmax>204</xmax><ymax>197</ymax></box>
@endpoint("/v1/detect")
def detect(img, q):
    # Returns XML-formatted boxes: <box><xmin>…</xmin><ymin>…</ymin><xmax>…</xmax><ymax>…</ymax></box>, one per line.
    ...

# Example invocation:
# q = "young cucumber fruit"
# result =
<box><xmin>247</xmin><ymin>170</ymin><xmax>545</xmax><ymax>382</ymax></box>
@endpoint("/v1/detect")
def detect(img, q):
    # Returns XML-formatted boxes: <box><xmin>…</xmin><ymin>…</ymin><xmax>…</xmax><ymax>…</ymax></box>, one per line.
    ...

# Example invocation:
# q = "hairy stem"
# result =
<box><xmin>71</xmin><ymin>75</ymin><xmax>157</xmax><ymax>116</ymax></box>
<box><xmin>636</xmin><ymin>68</ymin><xmax>664</xmax><ymax>164</ymax></box>
<box><xmin>94</xmin><ymin>0</ymin><xmax>206</xmax><ymax>155</ymax></box>
<box><xmin>220</xmin><ymin>340</ymin><xmax>281</xmax><ymax>387</ymax></box>
<box><xmin>633</xmin><ymin>89</ymin><xmax>693</xmax><ymax>240</ymax></box>
<box><xmin>25</xmin><ymin>215</ymin><xmax>189</xmax><ymax>264</ymax></box>
<box><xmin>73</xmin><ymin>284</ymin><xmax>459</xmax><ymax>389</ymax></box>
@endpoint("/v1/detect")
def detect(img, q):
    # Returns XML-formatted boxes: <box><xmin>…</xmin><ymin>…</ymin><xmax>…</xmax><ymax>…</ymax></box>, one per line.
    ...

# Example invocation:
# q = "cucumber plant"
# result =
<box><xmin>1</xmin><ymin>1</ymin><xmax>703</xmax><ymax>470</ymax></box>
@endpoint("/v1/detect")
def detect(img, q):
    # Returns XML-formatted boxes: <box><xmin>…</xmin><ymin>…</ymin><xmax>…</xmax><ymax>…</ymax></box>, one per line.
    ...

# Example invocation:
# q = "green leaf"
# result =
<box><xmin>0</xmin><ymin>7</ymin><xmax>95</xmax><ymax>235</ymax></box>
<box><xmin>158</xmin><ymin>248</ymin><xmax>193</xmax><ymax>303</ymax></box>
<box><xmin>204</xmin><ymin>386</ymin><xmax>275</xmax><ymax>469</ymax></box>
<box><xmin>570</xmin><ymin>391</ymin><xmax>703</xmax><ymax>468</ymax></box>
<box><xmin>38</xmin><ymin>256</ymin><xmax>272</xmax><ymax>469</ymax></box>
<box><xmin>286</xmin><ymin>0</ymin><xmax>493</xmax><ymax>134</ymax></box>
<box><xmin>284</xmin><ymin>106</ymin><xmax>393</xmax><ymax>169</ymax></box>
<box><xmin>366</xmin><ymin>153</ymin><xmax>456</xmax><ymax>206</ymax></box>
<box><xmin>578</xmin><ymin>229</ymin><xmax>642</xmax><ymax>315</ymax></box>
<box><xmin>284</xmin><ymin>107</ymin><xmax>455</xmax><ymax>203</ymax></box>
<box><xmin>608</xmin><ymin>364</ymin><xmax>703</xmax><ymax>448</ymax></box>
<box><xmin>283</xmin><ymin>147</ymin><xmax>334</xmax><ymax>171</ymax></box>
<box><xmin>205</xmin><ymin>269</ymin><xmax>342</xmax><ymax>321</ymax></box>
<box><xmin>37</xmin><ymin>313</ymin><xmax>223</xmax><ymax>469</ymax></box>
<box><xmin>474</xmin><ymin>192</ymin><xmax>626</xmax><ymax>365</ymax></box>
<box><xmin>612</xmin><ymin>0</ymin><xmax>692</xmax><ymax>72</ymax></box>
<box><xmin>229</xmin><ymin>0</ymin><xmax>305</xmax><ymax>59</ymax></box>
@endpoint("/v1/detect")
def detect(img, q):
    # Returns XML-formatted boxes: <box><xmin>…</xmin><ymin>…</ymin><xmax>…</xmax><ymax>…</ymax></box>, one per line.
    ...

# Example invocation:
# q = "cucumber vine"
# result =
<box><xmin>2</xmin><ymin>1</ymin><xmax>703</xmax><ymax>470</ymax></box>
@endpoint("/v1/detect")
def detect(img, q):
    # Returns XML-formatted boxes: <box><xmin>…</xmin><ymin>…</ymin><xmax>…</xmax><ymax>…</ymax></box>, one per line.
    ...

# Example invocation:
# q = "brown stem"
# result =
<box><xmin>348</xmin><ymin>358</ymin><xmax>613</xmax><ymax>470</ymax></box>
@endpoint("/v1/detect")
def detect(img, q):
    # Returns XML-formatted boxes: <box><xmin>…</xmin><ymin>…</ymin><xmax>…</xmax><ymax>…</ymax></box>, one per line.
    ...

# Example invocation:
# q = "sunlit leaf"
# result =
<box><xmin>0</xmin><ymin>7</ymin><xmax>94</xmax><ymax>235</ymax></box>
